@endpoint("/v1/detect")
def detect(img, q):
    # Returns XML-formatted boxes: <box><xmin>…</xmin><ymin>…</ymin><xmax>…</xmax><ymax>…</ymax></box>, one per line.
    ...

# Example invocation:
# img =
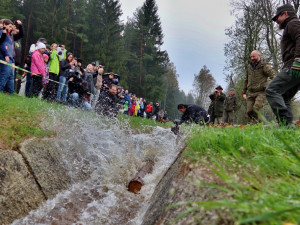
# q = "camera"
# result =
<box><xmin>2</xmin><ymin>26</ymin><xmax>6</xmax><ymax>30</ymax></box>
<box><xmin>215</xmin><ymin>90</ymin><xmax>218</xmax><ymax>93</ymax></box>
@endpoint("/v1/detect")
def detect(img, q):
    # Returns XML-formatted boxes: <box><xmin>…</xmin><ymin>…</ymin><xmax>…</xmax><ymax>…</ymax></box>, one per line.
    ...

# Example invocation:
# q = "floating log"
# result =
<box><xmin>128</xmin><ymin>160</ymin><xmax>154</xmax><ymax>194</ymax></box>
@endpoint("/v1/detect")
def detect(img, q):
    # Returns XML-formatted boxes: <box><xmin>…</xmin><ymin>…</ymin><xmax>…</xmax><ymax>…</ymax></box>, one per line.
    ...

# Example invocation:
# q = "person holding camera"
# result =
<box><xmin>57</xmin><ymin>44</ymin><xmax>67</xmax><ymax>61</ymax></box>
<box><xmin>177</xmin><ymin>104</ymin><xmax>210</xmax><ymax>125</ymax></box>
<box><xmin>43</xmin><ymin>43</ymin><xmax>60</xmax><ymax>101</ymax></box>
<box><xmin>95</xmin><ymin>84</ymin><xmax>119</xmax><ymax>117</ymax></box>
<box><xmin>57</xmin><ymin>52</ymin><xmax>74</xmax><ymax>103</ymax></box>
<box><xmin>208</xmin><ymin>85</ymin><xmax>226</xmax><ymax>124</ymax></box>
<box><xmin>67</xmin><ymin>66</ymin><xmax>91</xmax><ymax>110</ymax></box>
<box><xmin>0</xmin><ymin>19</ymin><xmax>19</xmax><ymax>94</ymax></box>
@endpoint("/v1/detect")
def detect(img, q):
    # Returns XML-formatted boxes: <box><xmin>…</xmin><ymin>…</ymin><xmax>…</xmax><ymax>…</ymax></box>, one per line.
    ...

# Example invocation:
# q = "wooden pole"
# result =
<box><xmin>128</xmin><ymin>160</ymin><xmax>154</xmax><ymax>194</ymax></box>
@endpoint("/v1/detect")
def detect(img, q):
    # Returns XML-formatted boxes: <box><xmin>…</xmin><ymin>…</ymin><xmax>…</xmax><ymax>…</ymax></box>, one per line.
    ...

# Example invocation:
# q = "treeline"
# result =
<box><xmin>0</xmin><ymin>0</ymin><xmax>192</xmax><ymax>119</ymax></box>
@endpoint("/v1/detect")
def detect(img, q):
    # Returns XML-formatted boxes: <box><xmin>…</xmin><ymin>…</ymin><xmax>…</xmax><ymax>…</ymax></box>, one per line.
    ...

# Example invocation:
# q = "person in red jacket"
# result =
<box><xmin>146</xmin><ymin>102</ymin><xmax>153</xmax><ymax>119</ymax></box>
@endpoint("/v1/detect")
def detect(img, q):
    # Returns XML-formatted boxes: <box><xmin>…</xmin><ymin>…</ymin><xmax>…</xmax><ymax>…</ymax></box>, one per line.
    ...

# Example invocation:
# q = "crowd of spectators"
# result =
<box><xmin>0</xmin><ymin>18</ymin><xmax>168</xmax><ymax>120</ymax></box>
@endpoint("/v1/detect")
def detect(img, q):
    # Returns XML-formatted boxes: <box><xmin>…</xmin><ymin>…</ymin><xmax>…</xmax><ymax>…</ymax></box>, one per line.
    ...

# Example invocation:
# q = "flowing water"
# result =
<box><xmin>12</xmin><ymin>107</ymin><xmax>185</xmax><ymax>225</ymax></box>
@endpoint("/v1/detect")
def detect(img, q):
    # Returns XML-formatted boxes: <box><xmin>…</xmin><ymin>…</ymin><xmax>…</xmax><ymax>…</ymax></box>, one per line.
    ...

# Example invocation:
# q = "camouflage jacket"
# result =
<box><xmin>224</xmin><ymin>95</ymin><xmax>237</xmax><ymax>112</ymax></box>
<box><xmin>243</xmin><ymin>60</ymin><xmax>275</xmax><ymax>94</ymax></box>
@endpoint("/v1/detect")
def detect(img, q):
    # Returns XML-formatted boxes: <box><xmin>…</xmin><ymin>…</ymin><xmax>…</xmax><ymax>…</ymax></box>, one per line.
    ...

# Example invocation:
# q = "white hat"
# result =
<box><xmin>36</xmin><ymin>42</ymin><xmax>46</xmax><ymax>50</ymax></box>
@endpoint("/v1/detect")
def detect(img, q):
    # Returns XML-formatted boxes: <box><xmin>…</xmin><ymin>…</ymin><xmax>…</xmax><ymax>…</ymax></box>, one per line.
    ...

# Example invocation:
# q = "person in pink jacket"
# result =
<box><xmin>31</xmin><ymin>42</ymin><xmax>46</xmax><ymax>97</ymax></box>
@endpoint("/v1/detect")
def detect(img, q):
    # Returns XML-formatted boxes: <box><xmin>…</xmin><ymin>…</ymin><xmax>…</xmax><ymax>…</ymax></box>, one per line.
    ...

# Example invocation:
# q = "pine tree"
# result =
<box><xmin>124</xmin><ymin>0</ymin><xmax>168</xmax><ymax>101</ymax></box>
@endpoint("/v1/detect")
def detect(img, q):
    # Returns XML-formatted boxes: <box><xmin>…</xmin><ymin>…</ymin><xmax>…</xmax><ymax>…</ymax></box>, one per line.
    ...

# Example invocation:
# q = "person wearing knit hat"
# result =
<box><xmin>36</xmin><ymin>42</ymin><xmax>46</xmax><ymax>50</ymax></box>
<box><xmin>208</xmin><ymin>85</ymin><xmax>226</xmax><ymax>125</ymax></box>
<box><xmin>266</xmin><ymin>3</ymin><xmax>300</xmax><ymax>127</ymax></box>
<box><xmin>31</xmin><ymin>41</ymin><xmax>46</xmax><ymax>97</ymax></box>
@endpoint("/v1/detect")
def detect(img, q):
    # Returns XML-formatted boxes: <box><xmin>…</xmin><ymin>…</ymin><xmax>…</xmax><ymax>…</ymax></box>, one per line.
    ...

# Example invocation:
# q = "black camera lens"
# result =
<box><xmin>2</xmin><ymin>26</ymin><xmax>6</xmax><ymax>30</ymax></box>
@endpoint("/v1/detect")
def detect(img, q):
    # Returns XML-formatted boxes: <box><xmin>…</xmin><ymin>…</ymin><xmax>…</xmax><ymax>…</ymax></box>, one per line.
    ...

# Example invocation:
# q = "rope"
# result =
<box><xmin>0</xmin><ymin>59</ymin><xmax>68</xmax><ymax>87</ymax></box>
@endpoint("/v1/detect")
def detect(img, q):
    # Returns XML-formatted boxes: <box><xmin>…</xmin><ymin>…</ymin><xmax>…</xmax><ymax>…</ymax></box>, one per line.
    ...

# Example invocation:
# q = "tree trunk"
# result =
<box><xmin>139</xmin><ymin>34</ymin><xmax>143</xmax><ymax>86</ymax></box>
<box><xmin>23</xmin><ymin>8</ymin><xmax>33</xmax><ymax>63</ymax></box>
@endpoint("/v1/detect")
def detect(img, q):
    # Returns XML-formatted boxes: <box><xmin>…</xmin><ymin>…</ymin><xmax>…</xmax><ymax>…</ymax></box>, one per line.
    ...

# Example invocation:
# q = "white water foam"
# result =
<box><xmin>12</xmin><ymin>107</ymin><xmax>186</xmax><ymax>225</ymax></box>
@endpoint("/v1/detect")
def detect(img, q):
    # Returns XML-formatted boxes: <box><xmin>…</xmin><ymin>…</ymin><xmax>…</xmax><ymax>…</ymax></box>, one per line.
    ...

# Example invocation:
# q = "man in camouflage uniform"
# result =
<box><xmin>242</xmin><ymin>50</ymin><xmax>275</xmax><ymax>123</ymax></box>
<box><xmin>266</xmin><ymin>3</ymin><xmax>300</xmax><ymax>127</ymax></box>
<box><xmin>224</xmin><ymin>88</ymin><xmax>237</xmax><ymax>124</ymax></box>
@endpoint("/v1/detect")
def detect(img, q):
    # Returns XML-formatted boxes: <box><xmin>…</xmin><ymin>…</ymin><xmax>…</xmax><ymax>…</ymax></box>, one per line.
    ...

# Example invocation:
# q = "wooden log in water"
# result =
<box><xmin>128</xmin><ymin>160</ymin><xmax>155</xmax><ymax>194</ymax></box>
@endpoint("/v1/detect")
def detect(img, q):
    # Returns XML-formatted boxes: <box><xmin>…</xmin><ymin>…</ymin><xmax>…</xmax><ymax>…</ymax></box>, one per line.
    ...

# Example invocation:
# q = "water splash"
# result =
<box><xmin>13</xmin><ymin>107</ymin><xmax>186</xmax><ymax>225</ymax></box>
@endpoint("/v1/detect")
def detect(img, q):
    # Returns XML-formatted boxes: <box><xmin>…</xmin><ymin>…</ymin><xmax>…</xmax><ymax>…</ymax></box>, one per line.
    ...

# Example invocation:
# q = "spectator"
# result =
<box><xmin>123</xmin><ymin>101</ymin><xmax>129</xmax><ymax>115</ymax></box>
<box><xmin>95</xmin><ymin>84</ymin><xmax>118</xmax><ymax>117</ymax></box>
<box><xmin>208</xmin><ymin>85</ymin><xmax>226</xmax><ymax>124</ymax></box>
<box><xmin>146</xmin><ymin>102</ymin><xmax>153</xmax><ymax>119</ymax></box>
<box><xmin>91</xmin><ymin>65</ymin><xmax>104</xmax><ymax>108</ymax></box>
<box><xmin>25</xmin><ymin>38</ymin><xmax>47</xmax><ymax>97</ymax></box>
<box><xmin>224</xmin><ymin>88</ymin><xmax>237</xmax><ymax>124</ymax></box>
<box><xmin>29</xmin><ymin>37</ymin><xmax>47</xmax><ymax>54</ymax></box>
<box><xmin>31</xmin><ymin>42</ymin><xmax>46</xmax><ymax>97</ymax></box>
<box><xmin>42</xmin><ymin>53</ymin><xmax>49</xmax><ymax>92</ymax></box>
<box><xmin>57</xmin><ymin>44</ymin><xmax>67</xmax><ymax>61</ymax></box>
<box><xmin>57</xmin><ymin>52</ymin><xmax>74</xmax><ymax>103</ymax></box>
<box><xmin>163</xmin><ymin>110</ymin><xmax>168</xmax><ymax>120</ymax></box>
<box><xmin>67</xmin><ymin>68</ymin><xmax>91</xmax><ymax>110</ymax></box>
<box><xmin>134</xmin><ymin>97</ymin><xmax>140</xmax><ymax>116</ymax></box>
<box><xmin>123</xmin><ymin>89</ymin><xmax>131</xmax><ymax>109</ymax></box>
<box><xmin>0</xmin><ymin>19</ymin><xmax>16</xmax><ymax>94</ymax></box>
<box><xmin>84</xmin><ymin>64</ymin><xmax>95</xmax><ymax>104</ymax></box>
<box><xmin>43</xmin><ymin>43</ymin><xmax>60</xmax><ymax>101</ymax></box>
<box><xmin>102</xmin><ymin>72</ymin><xmax>115</xmax><ymax>93</ymax></box>
<box><xmin>153</xmin><ymin>102</ymin><xmax>160</xmax><ymax>120</ymax></box>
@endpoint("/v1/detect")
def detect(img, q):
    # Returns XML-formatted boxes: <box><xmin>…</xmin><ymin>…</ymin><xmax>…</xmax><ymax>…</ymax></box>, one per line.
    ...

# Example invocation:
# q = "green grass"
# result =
<box><xmin>0</xmin><ymin>93</ymin><xmax>58</xmax><ymax>148</ymax></box>
<box><xmin>175</xmin><ymin>124</ymin><xmax>300</xmax><ymax>224</ymax></box>
<box><xmin>117</xmin><ymin>114</ymin><xmax>173</xmax><ymax>132</ymax></box>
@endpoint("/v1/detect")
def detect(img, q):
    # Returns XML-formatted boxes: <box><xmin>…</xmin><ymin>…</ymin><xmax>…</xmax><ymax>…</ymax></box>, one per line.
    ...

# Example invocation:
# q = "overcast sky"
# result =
<box><xmin>120</xmin><ymin>0</ymin><xmax>236</xmax><ymax>94</ymax></box>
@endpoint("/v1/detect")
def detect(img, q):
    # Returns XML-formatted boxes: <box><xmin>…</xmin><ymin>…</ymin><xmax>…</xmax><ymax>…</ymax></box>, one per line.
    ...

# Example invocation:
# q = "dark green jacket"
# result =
<box><xmin>243</xmin><ymin>60</ymin><xmax>275</xmax><ymax>94</ymax></box>
<box><xmin>208</xmin><ymin>92</ymin><xmax>226</xmax><ymax>117</ymax></box>
<box><xmin>224</xmin><ymin>94</ymin><xmax>237</xmax><ymax>112</ymax></box>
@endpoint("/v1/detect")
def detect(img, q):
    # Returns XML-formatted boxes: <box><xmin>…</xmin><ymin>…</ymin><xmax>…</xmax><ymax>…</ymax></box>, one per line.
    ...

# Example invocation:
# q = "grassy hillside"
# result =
<box><xmin>174</xmin><ymin>124</ymin><xmax>300</xmax><ymax>224</ymax></box>
<box><xmin>0</xmin><ymin>93</ymin><xmax>57</xmax><ymax>149</ymax></box>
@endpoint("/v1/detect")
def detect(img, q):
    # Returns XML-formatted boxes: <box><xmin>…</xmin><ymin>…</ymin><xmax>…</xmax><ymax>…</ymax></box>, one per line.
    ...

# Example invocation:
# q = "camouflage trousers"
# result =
<box><xmin>246</xmin><ymin>91</ymin><xmax>266</xmax><ymax>122</ymax></box>
<box><xmin>224</xmin><ymin>111</ymin><xmax>235</xmax><ymax>124</ymax></box>
<box><xmin>266</xmin><ymin>68</ymin><xmax>300</xmax><ymax>125</ymax></box>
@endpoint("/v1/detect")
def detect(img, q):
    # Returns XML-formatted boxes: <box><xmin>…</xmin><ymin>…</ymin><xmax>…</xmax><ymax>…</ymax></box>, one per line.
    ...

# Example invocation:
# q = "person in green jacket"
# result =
<box><xmin>43</xmin><ymin>43</ymin><xmax>60</xmax><ymax>101</ymax></box>
<box><xmin>242</xmin><ymin>50</ymin><xmax>275</xmax><ymax>123</ymax></box>
<box><xmin>224</xmin><ymin>88</ymin><xmax>237</xmax><ymax>124</ymax></box>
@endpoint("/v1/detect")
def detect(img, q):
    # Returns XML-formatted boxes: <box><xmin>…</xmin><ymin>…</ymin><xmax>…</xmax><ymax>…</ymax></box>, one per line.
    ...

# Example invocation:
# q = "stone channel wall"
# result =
<box><xmin>0</xmin><ymin>138</ymin><xmax>89</xmax><ymax>225</ymax></box>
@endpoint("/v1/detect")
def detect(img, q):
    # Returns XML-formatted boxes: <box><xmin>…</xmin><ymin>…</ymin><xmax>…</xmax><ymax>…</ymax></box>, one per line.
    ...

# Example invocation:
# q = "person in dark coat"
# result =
<box><xmin>153</xmin><ymin>102</ymin><xmax>160</xmax><ymax>120</ymax></box>
<box><xmin>266</xmin><ymin>3</ymin><xmax>300</xmax><ymax>127</ymax></box>
<box><xmin>95</xmin><ymin>84</ymin><xmax>118</xmax><ymax>117</ymax></box>
<box><xmin>224</xmin><ymin>88</ymin><xmax>237</xmax><ymax>124</ymax></box>
<box><xmin>208</xmin><ymin>85</ymin><xmax>226</xmax><ymax>124</ymax></box>
<box><xmin>177</xmin><ymin>104</ymin><xmax>210</xmax><ymax>125</ymax></box>
<box><xmin>101</xmin><ymin>72</ymin><xmax>115</xmax><ymax>93</ymax></box>
<box><xmin>67</xmin><ymin>69</ymin><xmax>91</xmax><ymax>110</ymax></box>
